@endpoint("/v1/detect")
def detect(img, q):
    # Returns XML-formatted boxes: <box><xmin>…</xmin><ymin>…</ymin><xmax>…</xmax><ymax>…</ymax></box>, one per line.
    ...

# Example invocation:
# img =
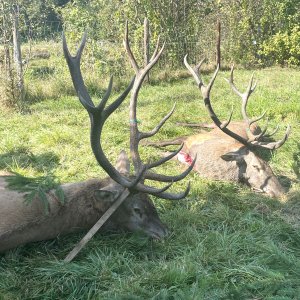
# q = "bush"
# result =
<box><xmin>259</xmin><ymin>25</ymin><xmax>300</xmax><ymax>66</ymax></box>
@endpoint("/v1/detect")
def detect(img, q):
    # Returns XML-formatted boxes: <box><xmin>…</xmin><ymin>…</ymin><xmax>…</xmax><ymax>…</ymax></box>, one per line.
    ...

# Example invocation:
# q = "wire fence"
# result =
<box><xmin>0</xmin><ymin>19</ymin><xmax>226</xmax><ymax>91</ymax></box>
<box><xmin>18</xmin><ymin>20</ymin><xmax>219</xmax><ymax>68</ymax></box>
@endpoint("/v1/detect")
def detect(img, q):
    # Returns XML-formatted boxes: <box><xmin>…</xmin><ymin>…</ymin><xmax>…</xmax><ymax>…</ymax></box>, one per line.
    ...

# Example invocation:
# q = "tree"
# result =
<box><xmin>0</xmin><ymin>0</ymin><xmax>24</xmax><ymax>109</ymax></box>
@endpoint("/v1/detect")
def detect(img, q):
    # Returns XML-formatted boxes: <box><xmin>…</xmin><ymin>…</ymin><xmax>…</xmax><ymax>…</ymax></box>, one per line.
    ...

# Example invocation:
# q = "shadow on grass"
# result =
<box><xmin>0</xmin><ymin>147</ymin><xmax>60</xmax><ymax>173</ymax></box>
<box><xmin>292</xmin><ymin>142</ymin><xmax>300</xmax><ymax>179</ymax></box>
<box><xmin>278</xmin><ymin>174</ymin><xmax>293</xmax><ymax>191</ymax></box>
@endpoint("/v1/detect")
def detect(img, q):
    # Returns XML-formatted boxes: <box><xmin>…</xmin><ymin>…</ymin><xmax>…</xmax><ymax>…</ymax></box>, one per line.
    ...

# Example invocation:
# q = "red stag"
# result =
<box><xmin>0</xmin><ymin>23</ymin><xmax>195</xmax><ymax>253</ymax></box>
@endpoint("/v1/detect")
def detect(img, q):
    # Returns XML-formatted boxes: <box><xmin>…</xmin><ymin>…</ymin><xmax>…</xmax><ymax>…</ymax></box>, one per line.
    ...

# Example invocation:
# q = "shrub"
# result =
<box><xmin>259</xmin><ymin>25</ymin><xmax>300</xmax><ymax>66</ymax></box>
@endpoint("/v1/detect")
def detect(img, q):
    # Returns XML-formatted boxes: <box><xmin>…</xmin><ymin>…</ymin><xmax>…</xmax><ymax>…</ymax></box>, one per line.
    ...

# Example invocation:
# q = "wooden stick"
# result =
<box><xmin>64</xmin><ymin>188</ymin><xmax>130</xmax><ymax>262</ymax></box>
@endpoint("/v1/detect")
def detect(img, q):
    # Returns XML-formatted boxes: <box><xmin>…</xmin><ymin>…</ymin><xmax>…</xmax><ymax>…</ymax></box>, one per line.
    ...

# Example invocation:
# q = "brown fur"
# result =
<box><xmin>147</xmin><ymin>122</ymin><xmax>285</xmax><ymax>198</ymax></box>
<box><xmin>0</xmin><ymin>153</ymin><xmax>168</xmax><ymax>253</ymax></box>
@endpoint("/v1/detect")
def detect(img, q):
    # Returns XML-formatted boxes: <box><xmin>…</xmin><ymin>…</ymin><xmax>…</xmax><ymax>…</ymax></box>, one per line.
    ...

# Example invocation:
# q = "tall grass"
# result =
<box><xmin>0</xmin><ymin>66</ymin><xmax>299</xmax><ymax>299</ymax></box>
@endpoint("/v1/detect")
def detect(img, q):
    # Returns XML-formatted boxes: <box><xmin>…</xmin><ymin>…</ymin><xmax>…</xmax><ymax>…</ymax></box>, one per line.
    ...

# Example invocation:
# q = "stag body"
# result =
<box><xmin>182</xmin><ymin>58</ymin><xmax>290</xmax><ymax>198</ymax></box>
<box><xmin>148</xmin><ymin>121</ymin><xmax>285</xmax><ymax>198</ymax></box>
<box><xmin>147</xmin><ymin>58</ymin><xmax>290</xmax><ymax>198</ymax></box>
<box><xmin>0</xmin><ymin>154</ymin><xmax>168</xmax><ymax>253</ymax></box>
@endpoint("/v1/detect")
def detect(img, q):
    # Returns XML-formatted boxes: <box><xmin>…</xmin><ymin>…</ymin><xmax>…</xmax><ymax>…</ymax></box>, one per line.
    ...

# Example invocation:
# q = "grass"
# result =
<box><xmin>0</xmin><ymin>66</ymin><xmax>300</xmax><ymax>299</ymax></box>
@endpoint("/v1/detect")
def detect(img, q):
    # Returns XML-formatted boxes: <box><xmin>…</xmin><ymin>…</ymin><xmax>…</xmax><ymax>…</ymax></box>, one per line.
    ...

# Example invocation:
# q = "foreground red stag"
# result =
<box><xmin>0</xmin><ymin>24</ymin><xmax>194</xmax><ymax>253</ymax></box>
<box><xmin>146</xmin><ymin>60</ymin><xmax>290</xmax><ymax>198</ymax></box>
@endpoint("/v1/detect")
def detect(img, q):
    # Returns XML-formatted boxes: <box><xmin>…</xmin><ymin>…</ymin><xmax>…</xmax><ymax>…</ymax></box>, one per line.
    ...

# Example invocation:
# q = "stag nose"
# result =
<box><xmin>263</xmin><ymin>187</ymin><xmax>282</xmax><ymax>199</ymax></box>
<box><xmin>150</xmin><ymin>223</ymin><xmax>169</xmax><ymax>240</ymax></box>
<box><xmin>267</xmin><ymin>190</ymin><xmax>276</xmax><ymax>198</ymax></box>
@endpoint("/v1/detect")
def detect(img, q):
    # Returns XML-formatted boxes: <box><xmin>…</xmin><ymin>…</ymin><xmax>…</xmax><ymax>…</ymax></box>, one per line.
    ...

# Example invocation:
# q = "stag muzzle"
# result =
<box><xmin>146</xmin><ymin>222</ymin><xmax>169</xmax><ymax>240</ymax></box>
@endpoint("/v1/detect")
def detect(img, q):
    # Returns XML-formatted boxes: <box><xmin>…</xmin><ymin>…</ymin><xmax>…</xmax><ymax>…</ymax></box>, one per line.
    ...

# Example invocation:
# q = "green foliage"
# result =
<box><xmin>260</xmin><ymin>25</ymin><xmax>300</xmax><ymax>66</ymax></box>
<box><xmin>57</xmin><ymin>0</ymin><xmax>300</xmax><ymax>69</ymax></box>
<box><xmin>59</xmin><ymin>0</ymin><xmax>212</xmax><ymax>74</ymax></box>
<box><xmin>2</xmin><ymin>0</ymin><xmax>300</xmax><ymax>68</ymax></box>
<box><xmin>5</xmin><ymin>173</ymin><xmax>65</xmax><ymax>214</ymax></box>
<box><xmin>218</xmin><ymin>0</ymin><xmax>300</xmax><ymax>66</ymax></box>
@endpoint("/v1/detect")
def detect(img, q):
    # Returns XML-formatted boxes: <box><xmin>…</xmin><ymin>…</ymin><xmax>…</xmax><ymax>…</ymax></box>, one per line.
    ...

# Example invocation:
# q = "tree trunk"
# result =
<box><xmin>12</xmin><ymin>4</ymin><xmax>24</xmax><ymax>106</ymax></box>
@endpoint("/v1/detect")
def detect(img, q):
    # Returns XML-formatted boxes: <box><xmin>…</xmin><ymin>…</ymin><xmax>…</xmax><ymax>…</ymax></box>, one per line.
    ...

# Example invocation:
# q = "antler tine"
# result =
<box><xmin>145</xmin><ymin>155</ymin><xmax>197</xmax><ymax>182</ymax></box>
<box><xmin>252</xmin><ymin>124</ymin><xmax>291</xmax><ymax>150</ymax></box>
<box><xmin>195</xmin><ymin>58</ymin><xmax>206</xmax><ymax>74</ymax></box>
<box><xmin>207</xmin><ymin>64</ymin><xmax>220</xmax><ymax>96</ymax></box>
<box><xmin>63</xmin><ymin>32</ymin><xmax>95</xmax><ymax>112</ymax></box>
<box><xmin>226</xmin><ymin>66</ymin><xmax>265</xmax><ymax>129</ymax></box>
<box><xmin>184</xmin><ymin>55</ymin><xmax>219</xmax><ymax>99</ymax></box>
<box><xmin>265</xmin><ymin>125</ymin><xmax>279</xmax><ymax>138</ymax></box>
<box><xmin>97</xmin><ymin>76</ymin><xmax>113</xmax><ymax>111</ymax></box>
<box><xmin>140</xmin><ymin>103</ymin><xmax>176</xmax><ymax>140</ymax></box>
<box><xmin>248</xmin><ymin>118</ymin><xmax>269</xmax><ymax>142</ymax></box>
<box><xmin>246</xmin><ymin>73</ymin><xmax>257</xmax><ymax>96</ymax></box>
<box><xmin>220</xmin><ymin>106</ymin><xmax>234</xmax><ymax>129</ymax></box>
<box><xmin>136</xmin><ymin>182</ymin><xmax>192</xmax><ymax>200</ymax></box>
<box><xmin>123</xmin><ymin>21</ymin><xmax>139</xmax><ymax>74</ymax></box>
<box><xmin>225</xmin><ymin>65</ymin><xmax>243</xmax><ymax>98</ymax></box>
<box><xmin>156</xmin><ymin>182</ymin><xmax>191</xmax><ymax>200</ymax></box>
<box><xmin>249</xmin><ymin>110</ymin><xmax>267</xmax><ymax>126</ymax></box>
<box><xmin>149</xmin><ymin>35</ymin><xmax>161</xmax><ymax>62</ymax></box>
<box><xmin>184</xmin><ymin>54</ymin><xmax>205</xmax><ymax>87</ymax></box>
<box><xmin>147</xmin><ymin>143</ymin><xmax>185</xmax><ymax>169</ymax></box>
<box><xmin>104</xmin><ymin>78</ymin><xmax>135</xmax><ymax>118</ymax></box>
<box><xmin>141</xmin><ymin>182</ymin><xmax>174</xmax><ymax>194</ymax></box>
<box><xmin>242</xmin><ymin>73</ymin><xmax>258</xmax><ymax>125</ymax></box>
<box><xmin>225</xmin><ymin>65</ymin><xmax>280</xmax><ymax>145</ymax></box>
<box><xmin>143</xmin><ymin>143</ymin><xmax>196</xmax><ymax>183</ymax></box>
<box><xmin>143</xmin><ymin>42</ymin><xmax>165</xmax><ymax>76</ymax></box>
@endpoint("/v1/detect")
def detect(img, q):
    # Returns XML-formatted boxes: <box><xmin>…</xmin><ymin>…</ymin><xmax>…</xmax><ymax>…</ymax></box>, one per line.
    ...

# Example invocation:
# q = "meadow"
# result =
<box><xmin>0</xmin><ymin>48</ymin><xmax>300</xmax><ymax>299</ymax></box>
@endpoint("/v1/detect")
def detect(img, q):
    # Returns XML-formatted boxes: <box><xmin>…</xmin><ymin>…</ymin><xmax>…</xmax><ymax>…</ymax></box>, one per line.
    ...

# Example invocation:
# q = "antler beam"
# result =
<box><xmin>184</xmin><ymin>55</ymin><xmax>291</xmax><ymax>150</ymax></box>
<box><xmin>63</xmin><ymin>23</ymin><xmax>194</xmax><ymax>200</ymax></box>
<box><xmin>124</xmin><ymin>20</ymin><xmax>196</xmax><ymax>193</ymax></box>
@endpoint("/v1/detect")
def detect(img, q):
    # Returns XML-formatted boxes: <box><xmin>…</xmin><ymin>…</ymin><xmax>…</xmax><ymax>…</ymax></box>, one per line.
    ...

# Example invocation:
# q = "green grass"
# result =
<box><xmin>0</xmin><ymin>67</ymin><xmax>300</xmax><ymax>299</ymax></box>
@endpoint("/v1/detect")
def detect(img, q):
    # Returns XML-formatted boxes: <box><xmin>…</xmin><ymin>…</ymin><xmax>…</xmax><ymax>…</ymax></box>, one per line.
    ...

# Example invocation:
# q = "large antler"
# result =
<box><xmin>184</xmin><ymin>56</ymin><xmax>291</xmax><ymax>150</ymax></box>
<box><xmin>124</xmin><ymin>20</ymin><xmax>196</xmax><ymax>185</ymax></box>
<box><xmin>63</xmin><ymin>30</ymin><xmax>194</xmax><ymax>200</ymax></box>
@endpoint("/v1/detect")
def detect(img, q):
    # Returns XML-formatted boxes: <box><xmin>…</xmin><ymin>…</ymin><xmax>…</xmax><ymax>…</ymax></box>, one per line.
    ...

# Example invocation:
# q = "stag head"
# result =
<box><xmin>94</xmin><ymin>151</ymin><xmax>168</xmax><ymax>238</ymax></box>
<box><xmin>221</xmin><ymin>147</ymin><xmax>285</xmax><ymax>197</ymax></box>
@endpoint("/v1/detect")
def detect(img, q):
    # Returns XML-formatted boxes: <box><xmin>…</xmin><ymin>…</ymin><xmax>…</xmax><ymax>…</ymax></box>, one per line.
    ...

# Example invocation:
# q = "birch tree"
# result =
<box><xmin>0</xmin><ymin>0</ymin><xmax>24</xmax><ymax>109</ymax></box>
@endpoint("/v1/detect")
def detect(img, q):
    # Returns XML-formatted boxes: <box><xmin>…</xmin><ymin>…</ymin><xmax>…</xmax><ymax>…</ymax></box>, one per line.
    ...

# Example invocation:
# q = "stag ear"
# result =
<box><xmin>94</xmin><ymin>190</ymin><xmax>120</xmax><ymax>202</ymax></box>
<box><xmin>221</xmin><ymin>150</ymin><xmax>244</xmax><ymax>162</ymax></box>
<box><xmin>115</xmin><ymin>150</ymin><xmax>130</xmax><ymax>175</ymax></box>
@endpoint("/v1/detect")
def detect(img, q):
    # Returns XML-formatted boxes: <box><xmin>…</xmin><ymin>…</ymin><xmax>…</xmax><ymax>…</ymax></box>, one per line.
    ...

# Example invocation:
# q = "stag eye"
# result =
<box><xmin>133</xmin><ymin>207</ymin><xmax>143</xmax><ymax>218</ymax></box>
<box><xmin>253</xmin><ymin>165</ymin><xmax>260</xmax><ymax>171</ymax></box>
